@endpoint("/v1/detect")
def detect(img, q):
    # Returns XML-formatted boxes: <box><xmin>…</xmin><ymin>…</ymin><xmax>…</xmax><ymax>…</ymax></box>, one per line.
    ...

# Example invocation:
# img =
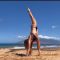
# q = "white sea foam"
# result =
<box><xmin>13</xmin><ymin>46</ymin><xmax>25</xmax><ymax>49</ymax></box>
<box><xmin>12</xmin><ymin>45</ymin><xmax>60</xmax><ymax>49</ymax></box>
<box><xmin>44</xmin><ymin>45</ymin><xmax>60</xmax><ymax>48</ymax></box>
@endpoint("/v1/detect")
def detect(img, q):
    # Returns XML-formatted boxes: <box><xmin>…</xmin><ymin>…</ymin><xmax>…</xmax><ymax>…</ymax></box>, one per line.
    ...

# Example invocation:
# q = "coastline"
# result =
<box><xmin>0</xmin><ymin>47</ymin><xmax>60</xmax><ymax>60</ymax></box>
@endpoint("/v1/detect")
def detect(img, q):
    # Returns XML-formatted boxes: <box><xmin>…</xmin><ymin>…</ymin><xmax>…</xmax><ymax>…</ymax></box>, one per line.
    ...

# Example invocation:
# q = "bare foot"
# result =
<box><xmin>27</xmin><ymin>8</ymin><xmax>30</xmax><ymax>12</ymax></box>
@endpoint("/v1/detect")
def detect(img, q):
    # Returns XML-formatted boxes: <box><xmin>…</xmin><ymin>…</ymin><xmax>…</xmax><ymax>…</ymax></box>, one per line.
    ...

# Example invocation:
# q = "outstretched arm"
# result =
<box><xmin>27</xmin><ymin>8</ymin><xmax>37</xmax><ymax>27</ymax></box>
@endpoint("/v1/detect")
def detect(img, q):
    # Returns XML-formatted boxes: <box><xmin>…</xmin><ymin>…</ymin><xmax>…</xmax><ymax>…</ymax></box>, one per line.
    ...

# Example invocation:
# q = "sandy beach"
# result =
<box><xmin>0</xmin><ymin>48</ymin><xmax>60</xmax><ymax>60</ymax></box>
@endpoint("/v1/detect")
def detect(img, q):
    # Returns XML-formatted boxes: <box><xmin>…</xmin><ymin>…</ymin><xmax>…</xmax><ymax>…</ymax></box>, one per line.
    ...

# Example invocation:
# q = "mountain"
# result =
<box><xmin>17</xmin><ymin>38</ymin><xmax>60</xmax><ymax>45</ymax></box>
<box><xmin>40</xmin><ymin>38</ymin><xmax>60</xmax><ymax>45</ymax></box>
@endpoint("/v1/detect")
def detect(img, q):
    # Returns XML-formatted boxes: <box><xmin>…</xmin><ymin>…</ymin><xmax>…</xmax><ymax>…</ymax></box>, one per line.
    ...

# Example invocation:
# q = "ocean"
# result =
<box><xmin>0</xmin><ymin>43</ymin><xmax>60</xmax><ymax>49</ymax></box>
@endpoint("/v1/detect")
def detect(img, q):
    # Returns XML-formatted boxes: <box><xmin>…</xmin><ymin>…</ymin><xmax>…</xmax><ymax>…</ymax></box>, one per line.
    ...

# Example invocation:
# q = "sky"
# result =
<box><xmin>0</xmin><ymin>1</ymin><xmax>60</xmax><ymax>43</ymax></box>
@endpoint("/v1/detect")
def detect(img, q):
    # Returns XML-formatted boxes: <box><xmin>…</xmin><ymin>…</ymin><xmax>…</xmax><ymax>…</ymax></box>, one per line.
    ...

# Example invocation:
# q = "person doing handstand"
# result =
<box><xmin>24</xmin><ymin>8</ymin><xmax>40</xmax><ymax>56</ymax></box>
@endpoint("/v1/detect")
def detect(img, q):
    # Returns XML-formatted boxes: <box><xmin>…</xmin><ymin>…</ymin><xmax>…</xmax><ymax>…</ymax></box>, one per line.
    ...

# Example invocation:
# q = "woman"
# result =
<box><xmin>25</xmin><ymin>8</ymin><xmax>40</xmax><ymax>56</ymax></box>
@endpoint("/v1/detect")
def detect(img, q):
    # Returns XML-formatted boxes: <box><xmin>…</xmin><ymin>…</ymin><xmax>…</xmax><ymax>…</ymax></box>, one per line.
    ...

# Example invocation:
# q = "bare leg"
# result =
<box><xmin>27</xmin><ymin>8</ymin><xmax>37</xmax><ymax>27</ymax></box>
<box><xmin>27</xmin><ymin>35</ymin><xmax>32</xmax><ymax>56</ymax></box>
<box><xmin>37</xmin><ymin>39</ymin><xmax>40</xmax><ymax>55</ymax></box>
<box><xmin>29</xmin><ymin>41</ymin><xmax>33</xmax><ymax>55</ymax></box>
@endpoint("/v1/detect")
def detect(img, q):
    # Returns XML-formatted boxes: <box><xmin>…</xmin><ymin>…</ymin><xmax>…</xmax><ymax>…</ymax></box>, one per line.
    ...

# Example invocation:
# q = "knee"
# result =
<box><xmin>37</xmin><ymin>40</ymin><xmax>40</xmax><ymax>43</ymax></box>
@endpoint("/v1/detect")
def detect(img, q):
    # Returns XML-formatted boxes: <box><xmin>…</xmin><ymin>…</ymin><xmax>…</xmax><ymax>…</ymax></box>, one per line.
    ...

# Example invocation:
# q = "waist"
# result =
<box><xmin>31</xmin><ymin>30</ymin><xmax>37</xmax><ymax>34</ymax></box>
<box><xmin>31</xmin><ymin>32</ymin><xmax>37</xmax><ymax>35</ymax></box>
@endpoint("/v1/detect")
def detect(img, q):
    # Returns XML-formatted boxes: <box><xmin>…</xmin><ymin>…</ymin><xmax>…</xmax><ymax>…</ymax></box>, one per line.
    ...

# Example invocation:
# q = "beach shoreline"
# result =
<box><xmin>0</xmin><ymin>47</ymin><xmax>60</xmax><ymax>60</ymax></box>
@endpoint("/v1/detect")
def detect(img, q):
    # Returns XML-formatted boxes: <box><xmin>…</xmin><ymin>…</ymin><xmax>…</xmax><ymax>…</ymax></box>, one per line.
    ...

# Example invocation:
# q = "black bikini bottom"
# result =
<box><xmin>31</xmin><ymin>33</ymin><xmax>38</xmax><ymax>41</ymax></box>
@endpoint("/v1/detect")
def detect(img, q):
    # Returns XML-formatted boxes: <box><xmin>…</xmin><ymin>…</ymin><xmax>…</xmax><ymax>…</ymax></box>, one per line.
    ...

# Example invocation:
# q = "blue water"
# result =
<box><xmin>0</xmin><ymin>43</ymin><xmax>60</xmax><ymax>48</ymax></box>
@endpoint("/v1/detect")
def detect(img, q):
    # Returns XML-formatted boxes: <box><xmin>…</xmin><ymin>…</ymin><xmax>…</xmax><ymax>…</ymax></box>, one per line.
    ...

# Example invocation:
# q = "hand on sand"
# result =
<box><xmin>26</xmin><ymin>54</ymin><xmax>31</xmax><ymax>56</ymax></box>
<box><xmin>37</xmin><ymin>53</ymin><xmax>40</xmax><ymax>56</ymax></box>
<box><xmin>37</xmin><ymin>51</ymin><xmax>40</xmax><ymax>56</ymax></box>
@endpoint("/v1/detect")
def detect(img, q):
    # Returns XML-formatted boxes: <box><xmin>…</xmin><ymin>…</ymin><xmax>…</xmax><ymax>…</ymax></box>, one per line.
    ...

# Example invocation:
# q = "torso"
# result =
<box><xmin>31</xmin><ymin>26</ymin><xmax>38</xmax><ymax>35</ymax></box>
<box><xmin>31</xmin><ymin>28</ymin><xmax>37</xmax><ymax>34</ymax></box>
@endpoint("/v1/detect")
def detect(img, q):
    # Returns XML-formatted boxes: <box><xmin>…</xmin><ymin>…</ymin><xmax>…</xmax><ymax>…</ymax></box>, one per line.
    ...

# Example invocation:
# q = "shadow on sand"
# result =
<box><xmin>15</xmin><ymin>53</ymin><xmax>27</xmax><ymax>57</ymax></box>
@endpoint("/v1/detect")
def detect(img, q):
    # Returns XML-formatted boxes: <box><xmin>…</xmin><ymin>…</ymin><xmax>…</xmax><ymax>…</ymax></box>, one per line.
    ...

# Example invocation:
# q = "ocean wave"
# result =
<box><xmin>12</xmin><ymin>45</ymin><xmax>60</xmax><ymax>49</ymax></box>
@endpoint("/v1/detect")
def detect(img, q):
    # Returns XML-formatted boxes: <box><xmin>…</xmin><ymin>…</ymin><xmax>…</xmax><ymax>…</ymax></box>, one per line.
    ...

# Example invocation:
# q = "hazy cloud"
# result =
<box><xmin>38</xmin><ymin>35</ymin><xmax>60</xmax><ymax>40</ymax></box>
<box><xmin>17</xmin><ymin>35</ymin><xmax>26</xmax><ymax>38</ymax></box>
<box><xmin>51</xmin><ymin>25</ymin><xmax>56</xmax><ymax>29</ymax></box>
<box><xmin>17</xmin><ymin>35</ymin><xmax>60</xmax><ymax>40</ymax></box>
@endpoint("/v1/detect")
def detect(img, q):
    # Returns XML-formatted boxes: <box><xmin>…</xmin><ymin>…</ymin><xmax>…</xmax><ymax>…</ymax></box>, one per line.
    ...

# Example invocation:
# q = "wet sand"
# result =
<box><xmin>0</xmin><ymin>48</ymin><xmax>60</xmax><ymax>60</ymax></box>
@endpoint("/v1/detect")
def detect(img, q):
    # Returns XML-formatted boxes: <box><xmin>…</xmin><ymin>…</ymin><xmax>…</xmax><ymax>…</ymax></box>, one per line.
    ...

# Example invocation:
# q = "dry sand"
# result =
<box><xmin>0</xmin><ymin>48</ymin><xmax>60</xmax><ymax>60</ymax></box>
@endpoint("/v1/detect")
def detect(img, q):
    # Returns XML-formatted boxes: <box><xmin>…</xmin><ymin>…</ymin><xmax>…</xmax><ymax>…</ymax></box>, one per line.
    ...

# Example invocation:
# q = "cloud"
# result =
<box><xmin>51</xmin><ymin>25</ymin><xmax>56</xmax><ymax>29</ymax></box>
<box><xmin>38</xmin><ymin>35</ymin><xmax>60</xmax><ymax>40</ymax></box>
<box><xmin>17</xmin><ymin>35</ymin><xmax>26</xmax><ymax>38</ymax></box>
<box><xmin>17</xmin><ymin>35</ymin><xmax>60</xmax><ymax>40</ymax></box>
